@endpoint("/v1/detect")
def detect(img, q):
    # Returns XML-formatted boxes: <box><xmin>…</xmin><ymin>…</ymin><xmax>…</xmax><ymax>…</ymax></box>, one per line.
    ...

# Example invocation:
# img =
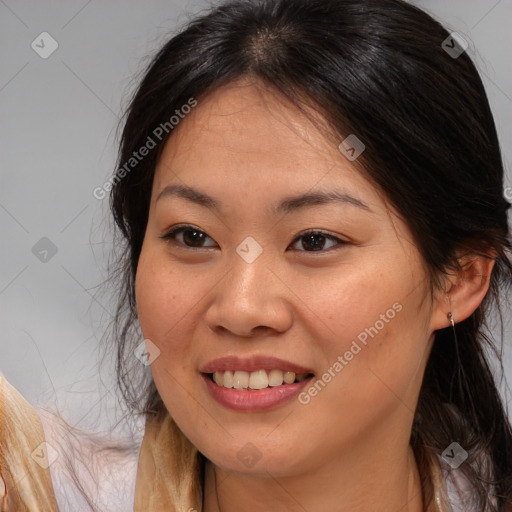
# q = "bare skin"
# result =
<box><xmin>135</xmin><ymin>78</ymin><xmax>494</xmax><ymax>511</ymax></box>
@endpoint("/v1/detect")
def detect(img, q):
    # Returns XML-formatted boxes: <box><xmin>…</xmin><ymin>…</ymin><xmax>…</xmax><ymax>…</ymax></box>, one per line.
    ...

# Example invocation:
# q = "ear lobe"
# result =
<box><xmin>430</xmin><ymin>253</ymin><xmax>495</xmax><ymax>331</ymax></box>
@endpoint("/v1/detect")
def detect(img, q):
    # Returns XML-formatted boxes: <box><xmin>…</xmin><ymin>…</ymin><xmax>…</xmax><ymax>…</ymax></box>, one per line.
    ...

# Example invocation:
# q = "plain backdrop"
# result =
<box><xmin>1</xmin><ymin>0</ymin><xmax>511</xmax><ymax>430</ymax></box>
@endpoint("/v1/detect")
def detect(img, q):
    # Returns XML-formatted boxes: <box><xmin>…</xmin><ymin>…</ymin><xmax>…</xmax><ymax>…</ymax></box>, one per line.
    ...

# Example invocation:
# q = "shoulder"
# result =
<box><xmin>36</xmin><ymin>406</ymin><xmax>145</xmax><ymax>512</ymax></box>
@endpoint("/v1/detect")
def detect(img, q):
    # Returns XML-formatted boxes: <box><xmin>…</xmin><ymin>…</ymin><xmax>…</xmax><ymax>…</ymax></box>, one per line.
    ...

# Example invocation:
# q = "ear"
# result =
<box><xmin>430</xmin><ymin>252</ymin><xmax>495</xmax><ymax>330</ymax></box>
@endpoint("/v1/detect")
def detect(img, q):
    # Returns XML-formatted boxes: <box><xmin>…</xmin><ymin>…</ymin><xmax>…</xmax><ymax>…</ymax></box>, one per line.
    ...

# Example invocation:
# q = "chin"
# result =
<box><xmin>200</xmin><ymin>440</ymin><xmax>309</xmax><ymax>478</ymax></box>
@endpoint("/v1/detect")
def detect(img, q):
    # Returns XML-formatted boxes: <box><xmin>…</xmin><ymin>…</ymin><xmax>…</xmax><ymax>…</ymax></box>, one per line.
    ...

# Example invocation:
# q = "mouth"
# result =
<box><xmin>200</xmin><ymin>365</ymin><xmax>315</xmax><ymax>411</ymax></box>
<box><xmin>199</xmin><ymin>356</ymin><xmax>315</xmax><ymax>411</ymax></box>
<box><xmin>205</xmin><ymin>369</ymin><xmax>314</xmax><ymax>390</ymax></box>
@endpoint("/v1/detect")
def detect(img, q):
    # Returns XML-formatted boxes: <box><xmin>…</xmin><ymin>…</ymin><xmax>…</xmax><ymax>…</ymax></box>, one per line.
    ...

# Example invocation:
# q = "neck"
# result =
<box><xmin>203</xmin><ymin>440</ymin><xmax>423</xmax><ymax>512</ymax></box>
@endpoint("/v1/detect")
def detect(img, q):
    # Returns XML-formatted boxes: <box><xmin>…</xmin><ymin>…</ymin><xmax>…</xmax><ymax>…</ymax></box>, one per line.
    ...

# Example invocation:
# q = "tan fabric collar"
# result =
<box><xmin>134</xmin><ymin>410</ymin><xmax>203</xmax><ymax>512</ymax></box>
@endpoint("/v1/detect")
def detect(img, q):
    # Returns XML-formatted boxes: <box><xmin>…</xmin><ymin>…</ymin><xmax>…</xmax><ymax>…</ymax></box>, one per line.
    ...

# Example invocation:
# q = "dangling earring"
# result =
<box><xmin>447</xmin><ymin>311</ymin><xmax>458</xmax><ymax>344</ymax></box>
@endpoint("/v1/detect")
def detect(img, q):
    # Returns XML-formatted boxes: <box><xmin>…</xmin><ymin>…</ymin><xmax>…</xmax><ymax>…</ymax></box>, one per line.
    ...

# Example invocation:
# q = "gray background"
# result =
<box><xmin>1</xmin><ymin>0</ymin><xmax>511</xmax><ymax>429</ymax></box>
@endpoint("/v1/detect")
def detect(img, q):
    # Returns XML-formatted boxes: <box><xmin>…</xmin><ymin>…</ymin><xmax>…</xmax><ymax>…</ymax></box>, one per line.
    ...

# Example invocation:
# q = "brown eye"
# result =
<box><xmin>161</xmin><ymin>225</ymin><xmax>217</xmax><ymax>248</ymax></box>
<box><xmin>161</xmin><ymin>225</ymin><xmax>347</xmax><ymax>253</ymax></box>
<box><xmin>289</xmin><ymin>231</ymin><xmax>346</xmax><ymax>252</ymax></box>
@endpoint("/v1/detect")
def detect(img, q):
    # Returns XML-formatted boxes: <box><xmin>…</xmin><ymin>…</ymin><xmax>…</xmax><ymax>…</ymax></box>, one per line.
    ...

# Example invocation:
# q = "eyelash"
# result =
<box><xmin>159</xmin><ymin>224</ymin><xmax>348</xmax><ymax>253</ymax></box>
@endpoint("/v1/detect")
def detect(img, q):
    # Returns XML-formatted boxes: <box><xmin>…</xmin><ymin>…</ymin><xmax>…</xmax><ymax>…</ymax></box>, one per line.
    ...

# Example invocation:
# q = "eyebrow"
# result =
<box><xmin>156</xmin><ymin>184</ymin><xmax>371</xmax><ymax>215</ymax></box>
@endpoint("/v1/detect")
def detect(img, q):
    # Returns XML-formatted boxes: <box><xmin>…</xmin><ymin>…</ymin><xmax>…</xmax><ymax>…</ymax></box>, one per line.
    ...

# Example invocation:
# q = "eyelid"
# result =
<box><xmin>160</xmin><ymin>224</ymin><xmax>348</xmax><ymax>252</ymax></box>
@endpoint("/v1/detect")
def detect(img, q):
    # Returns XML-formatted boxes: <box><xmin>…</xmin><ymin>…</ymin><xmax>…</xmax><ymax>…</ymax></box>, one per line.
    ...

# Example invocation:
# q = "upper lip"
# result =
<box><xmin>200</xmin><ymin>355</ymin><xmax>314</xmax><ymax>375</ymax></box>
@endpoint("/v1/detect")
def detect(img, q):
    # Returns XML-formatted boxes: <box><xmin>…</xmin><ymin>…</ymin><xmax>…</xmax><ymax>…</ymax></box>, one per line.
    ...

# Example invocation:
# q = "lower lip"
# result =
<box><xmin>201</xmin><ymin>374</ymin><xmax>314</xmax><ymax>412</ymax></box>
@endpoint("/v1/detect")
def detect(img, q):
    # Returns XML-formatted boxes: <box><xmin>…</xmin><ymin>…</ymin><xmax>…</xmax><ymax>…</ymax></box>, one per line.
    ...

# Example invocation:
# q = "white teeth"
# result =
<box><xmin>249</xmin><ymin>369</ymin><xmax>268</xmax><ymax>390</ymax></box>
<box><xmin>283</xmin><ymin>371</ymin><xmax>295</xmax><ymax>384</ymax></box>
<box><xmin>213</xmin><ymin>372</ymin><xmax>224</xmax><ymax>386</ymax></box>
<box><xmin>223</xmin><ymin>370</ymin><xmax>234</xmax><ymax>388</ymax></box>
<box><xmin>268</xmin><ymin>369</ymin><xmax>284</xmax><ymax>387</ymax></box>
<box><xmin>233</xmin><ymin>370</ymin><xmax>249</xmax><ymax>390</ymax></box>
<box><xmin>211</xmin><ymin>369</ymin><xmax>309</xmax><ymax>390</ymax></box>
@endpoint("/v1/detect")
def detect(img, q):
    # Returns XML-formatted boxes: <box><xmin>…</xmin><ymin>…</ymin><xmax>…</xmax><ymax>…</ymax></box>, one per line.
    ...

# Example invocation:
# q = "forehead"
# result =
<box><xmin>152</xmin><ymin>79</ymin><xmax>386</xmax><ymax>215</ymax></box>
<box><xmin>159</xmin><ymin>80</ymin><xmax>335</xmax><ymax>165</ymax></box>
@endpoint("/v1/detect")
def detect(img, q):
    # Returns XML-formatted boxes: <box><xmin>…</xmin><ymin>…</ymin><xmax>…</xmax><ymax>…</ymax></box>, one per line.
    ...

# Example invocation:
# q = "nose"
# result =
<box><xmin>204</xmin><ymin>246</ymin><xmax>293</xmax><ymax>338</ymax></box>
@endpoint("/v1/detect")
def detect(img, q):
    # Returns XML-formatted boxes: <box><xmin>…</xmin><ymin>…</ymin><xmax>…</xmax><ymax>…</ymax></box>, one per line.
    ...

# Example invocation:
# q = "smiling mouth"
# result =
<box><xmin>206</xmin><ymin>369</ymin><xmax>315</xmax><ymax>390</ymax></box>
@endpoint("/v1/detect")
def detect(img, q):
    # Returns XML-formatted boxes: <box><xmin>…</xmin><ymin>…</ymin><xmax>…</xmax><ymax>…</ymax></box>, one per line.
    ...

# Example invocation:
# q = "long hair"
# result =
<box><xmin>0</xmin><ymin>374</ymin><xmax>59</xmax><ymax>511</ymax></box>
<box><xmin>0</xmin><ymin>372</ymin><xmax>146</xmax><ymax>512</ymax></box>
<box><xmin>107</xmin><ymin>0</ymin><xmax>512</xmax><ymax>510</ymax></box>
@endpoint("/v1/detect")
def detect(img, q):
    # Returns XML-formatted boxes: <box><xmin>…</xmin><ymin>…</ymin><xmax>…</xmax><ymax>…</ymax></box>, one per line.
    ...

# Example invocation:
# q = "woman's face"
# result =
<box><xmin>135</xmin><ymin>79</ymin><xmax>445</xmax><ymax>477</ymax></box>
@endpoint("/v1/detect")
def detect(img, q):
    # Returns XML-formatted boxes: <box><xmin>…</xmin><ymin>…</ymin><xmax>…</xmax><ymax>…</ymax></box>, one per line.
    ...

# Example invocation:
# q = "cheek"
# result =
<box><xmin>135</xmin><ymin>249</ymin><xmax>193</xmax><ymax>341</ymax></box>
<box><xmin>293</xmin><ymin>262</ymin><xmax>411</xmax><ymax>358</ymax></box>
<box><xmin>299</xmin><ymin>263</ymin><xmax>430</xmax><ymax>414</ymax></box>
<box><xmin>134</xmin><ymin>248</ymin><xmax>217</xmax><ymax>396</ymax></box>
<box><xmin>135</xmin><ymin>253</ymin><xmax>191</xmax><ymax>411</ymax></box>
<box><xmin>135</xmin><ymin>251</ymin><xmax>194</xmax><ymax>378</ymax></box>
